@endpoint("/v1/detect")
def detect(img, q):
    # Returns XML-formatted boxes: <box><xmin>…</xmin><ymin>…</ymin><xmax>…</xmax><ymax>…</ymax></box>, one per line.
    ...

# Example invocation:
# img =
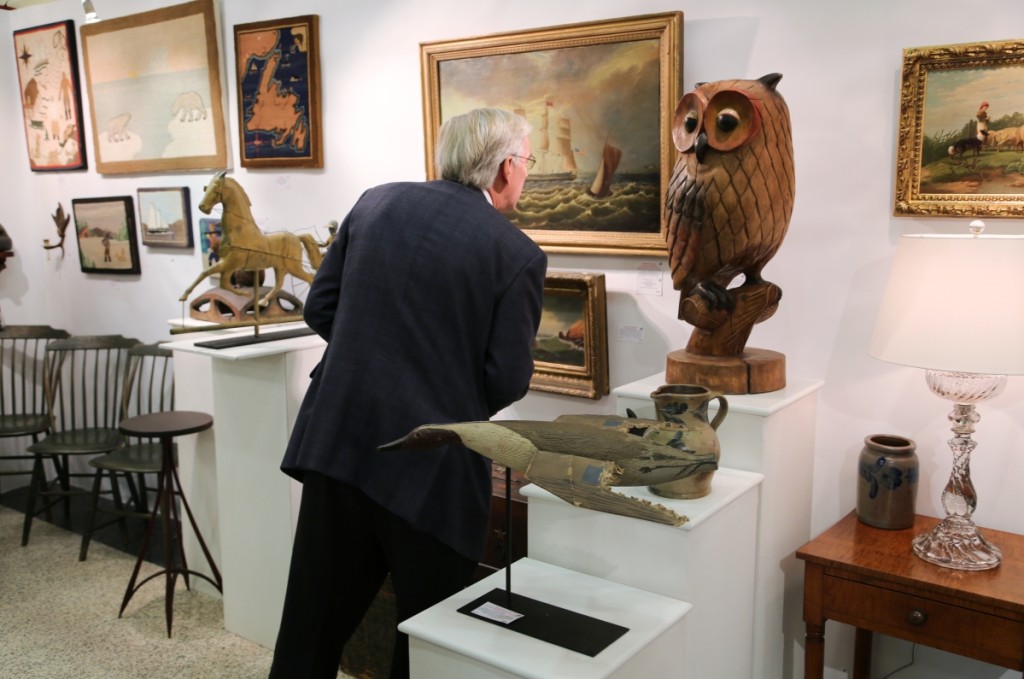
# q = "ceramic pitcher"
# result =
<box><xmin>647</xmin><ymin>384</ymin><xmax>729</xmax><ymax>500</ymax></box>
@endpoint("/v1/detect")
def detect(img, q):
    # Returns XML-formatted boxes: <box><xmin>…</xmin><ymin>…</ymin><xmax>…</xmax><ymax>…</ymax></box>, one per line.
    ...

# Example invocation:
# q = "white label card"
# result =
<box><xmin>472</xmin><ymin>601</ymin><xmax>524</xmax><ymax>625</ymax></box>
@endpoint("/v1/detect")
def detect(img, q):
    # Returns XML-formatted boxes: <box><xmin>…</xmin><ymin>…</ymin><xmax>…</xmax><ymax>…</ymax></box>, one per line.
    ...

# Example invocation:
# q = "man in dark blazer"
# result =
<box><xmin>269</xmin><ymin>108</ymin><xmax>546</xmax><ymax>679</ymax></box>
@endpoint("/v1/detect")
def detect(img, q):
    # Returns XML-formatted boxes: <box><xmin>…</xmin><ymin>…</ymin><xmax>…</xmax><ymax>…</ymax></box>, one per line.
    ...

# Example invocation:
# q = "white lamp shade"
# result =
<box><xmin>869</xmin><ymin>234</ymin><xmax>1024</xmax><ymax>375</ymax></box>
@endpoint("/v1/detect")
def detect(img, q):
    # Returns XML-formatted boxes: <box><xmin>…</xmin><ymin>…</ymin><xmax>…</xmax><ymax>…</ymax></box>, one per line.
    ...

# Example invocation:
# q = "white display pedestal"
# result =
<box><xmin>525</xmin><ymin>467</ymin><xmax>762</xmax><ymax>679</ymax></box>
<box><xmin>614</xmin><ymin>373</ymin><xmax>822</xmax><ymax>679</ymax></box>
<box><xmin>400</xmin><ymin>558</ymin><xmax>691</xmax><ymax>679</ymax></box>
<box><xmin>167</xmin><ymin>324</ymin><xmax>325</xmax><ymax>649</ymax></box>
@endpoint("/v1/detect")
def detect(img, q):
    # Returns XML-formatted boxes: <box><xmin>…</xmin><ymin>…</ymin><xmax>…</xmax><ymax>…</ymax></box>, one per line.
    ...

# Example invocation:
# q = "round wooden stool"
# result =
<box><xmin>117</xmin><ymin>410</ymin><xmax>221</xmax><ymax>636</ymax></box>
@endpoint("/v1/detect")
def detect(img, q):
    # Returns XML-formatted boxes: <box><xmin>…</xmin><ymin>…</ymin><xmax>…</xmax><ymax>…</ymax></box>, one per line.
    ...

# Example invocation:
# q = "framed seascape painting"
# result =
<box><xmin>421</xmin><ymin>12</ymin><xmax>682</xmax><ymax>255</ymax></box>
<box><xmin>530</xmin><ymin>272</ymin><xmax>609</xmax><ymax>399</ymax></box>
<box><xmin>79</xmin><ymin>0</ymin><xmax>228</xmax><ymax>174</ymax></box>
<box><xmin>72</xmin><ymin>196</ymin><xmax>141</xmax><ymax>274</ymax></box>
<box><xmin>894</xmin><ymin>39</ymin><xmax>1024</xmax><ymax>217</ymax></box>
<box><xmin>138</xmin><ymin>187</ymin><xmax>193</xmax><ymax>248</ymax></box>
<box><xmin>234</xmin><ymin>15</ymin><xmax>322</xmax><ymax>168</ymax></box>
<box><xmin>12</xmin><ymin>20</ymin><xmax>87</xmax><ymax>171</ymax></box>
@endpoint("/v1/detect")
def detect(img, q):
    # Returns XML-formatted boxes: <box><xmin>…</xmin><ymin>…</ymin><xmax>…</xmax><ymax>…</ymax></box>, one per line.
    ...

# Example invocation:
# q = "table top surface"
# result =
<box><xmin>119</xmin><ymin>410</ymin><xmax>213</xmax><ymax>438</ymax></box>
<box><xmin>797</xmin><ymin>511</ymin><xmax>1024</xmax><ymax>613</ymax></box>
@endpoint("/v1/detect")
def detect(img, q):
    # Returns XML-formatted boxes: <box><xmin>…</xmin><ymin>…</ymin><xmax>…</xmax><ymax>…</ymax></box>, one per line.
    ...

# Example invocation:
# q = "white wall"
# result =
<box><xmin>3</xmin><ymin>1</ymin><xmax>1024</xmax><ymax>677</ymax></box>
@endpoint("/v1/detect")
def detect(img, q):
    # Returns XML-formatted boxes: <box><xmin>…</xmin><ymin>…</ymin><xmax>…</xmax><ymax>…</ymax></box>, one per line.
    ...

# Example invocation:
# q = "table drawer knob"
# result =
<box><xmin>907</xmin><ymin>608</ymin><xmax>927</xmax><ymax>626</ymax></box>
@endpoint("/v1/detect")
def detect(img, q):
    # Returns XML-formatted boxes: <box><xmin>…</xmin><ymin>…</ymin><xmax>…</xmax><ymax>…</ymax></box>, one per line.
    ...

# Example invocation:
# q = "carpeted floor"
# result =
<box><xmin>0</xmin><ymin>504</ymin><xmax>352</xmax><ymax>679</ymax></box>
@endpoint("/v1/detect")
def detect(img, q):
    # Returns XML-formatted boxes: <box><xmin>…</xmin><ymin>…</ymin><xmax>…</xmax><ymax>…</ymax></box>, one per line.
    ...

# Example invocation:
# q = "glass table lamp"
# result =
<box><xmin>869</xmin><ymin>223</ymin><xmax>1024</xmax><ymax>570</ymax></box>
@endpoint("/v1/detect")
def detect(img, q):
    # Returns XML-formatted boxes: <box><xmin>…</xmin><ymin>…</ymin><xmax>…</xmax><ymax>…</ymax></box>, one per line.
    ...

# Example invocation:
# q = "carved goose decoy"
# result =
<box><xmin>379</xmin><ymin>418</ymin><xmax>718</xmax><ymax>526</ymax></box>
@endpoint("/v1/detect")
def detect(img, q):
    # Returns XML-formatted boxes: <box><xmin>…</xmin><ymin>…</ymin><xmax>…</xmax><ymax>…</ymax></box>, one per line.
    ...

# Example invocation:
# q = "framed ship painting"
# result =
<box><xmin>12</xmin><ymin>20</ymin><xmax>87</xmax><ymax>171</ymax></box>
<box><xmin>234</xmin><ymin>15</ymin><xmax>322</xmax><ymax>168</ymax></box>
<box><xmin>138</xmin><ymin>187</ymin><xmax>193</xmax><ymax>248</ymax></box>
<box><xmin>72</xmin><ymin>196</ymin><xmax>141</xmax><ymax>274</ymax></box>
<box><xmin>421</xmin><ymin>12</ymin><xmax>681</xmax><ymax>255</ymax></box>
<box><xmin>79</xmin><ymin>0</ymin><xmax>228</xmax><ymax>174</ymax></box>
<box><xmin>894</xmin><ymin>39</ymin><xmax>1024</xmax><ymax>217</ymax></box>
<box><xmin>530</xmin><ymin>272</ymin><xmax>609</xmax><ymax>399</ymax></box>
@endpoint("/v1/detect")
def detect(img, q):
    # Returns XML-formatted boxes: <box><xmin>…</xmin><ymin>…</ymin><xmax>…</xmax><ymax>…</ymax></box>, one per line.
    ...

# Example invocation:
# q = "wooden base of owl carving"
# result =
<box><xmin>667</xmin><ymin>347</ymin><xmax>785</xmax><ymax>395</ymax></box>
<box><xmin>667</xmin><ymin>281</ymin><xmax>786</xmax><ymax>394</ymax></box>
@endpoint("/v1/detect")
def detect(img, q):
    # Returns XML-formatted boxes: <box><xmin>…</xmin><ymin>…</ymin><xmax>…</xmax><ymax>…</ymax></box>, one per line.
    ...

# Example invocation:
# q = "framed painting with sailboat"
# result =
<box><xmin>137</xmin><ymin>187</ymin><xmax>193</xmax><ymax>248</ymax></box>
<box><xmin>420</xmin><ymin>12</ymin><xmax>682</xmax><ymax>256</ymax></box>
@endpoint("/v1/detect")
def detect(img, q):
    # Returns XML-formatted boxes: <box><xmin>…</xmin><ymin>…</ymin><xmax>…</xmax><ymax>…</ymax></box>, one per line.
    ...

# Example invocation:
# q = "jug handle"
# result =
<box><xmin>710</xmin><ymin>395</ymin><xmax>729</xmax><ymax>430</ymax></box>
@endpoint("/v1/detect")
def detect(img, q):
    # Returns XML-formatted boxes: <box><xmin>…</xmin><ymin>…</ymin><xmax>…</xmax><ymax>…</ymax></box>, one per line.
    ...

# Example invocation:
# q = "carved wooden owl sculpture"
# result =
<box><xmin>664</xmin><ymin>73</ymin><xmax>795</xmax><ymax>392</ymax></box>
<box><xmin>659</xmin><ymin>73</ymin><xmax>794</xmax><ymax>393</ymax></box>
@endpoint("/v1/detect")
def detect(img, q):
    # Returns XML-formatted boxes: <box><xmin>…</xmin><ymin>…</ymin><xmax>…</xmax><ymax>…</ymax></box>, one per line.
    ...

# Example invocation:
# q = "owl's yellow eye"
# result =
<box><xmin>704</xmin><ymin>90</ymin><xmax>761</xmax><ymax>152</ymax></box>
<box><xmin>672</xmin><ymin>91</ymin><xmax>706</xmax><ymax>153</ymax></box>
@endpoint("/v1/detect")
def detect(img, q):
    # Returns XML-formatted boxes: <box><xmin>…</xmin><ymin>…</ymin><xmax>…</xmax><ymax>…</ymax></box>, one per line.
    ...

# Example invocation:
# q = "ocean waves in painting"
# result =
<box><xmin>512</xmin><ymin>175</ymin><xmax>660</xmax><ymax>233</ymax></box>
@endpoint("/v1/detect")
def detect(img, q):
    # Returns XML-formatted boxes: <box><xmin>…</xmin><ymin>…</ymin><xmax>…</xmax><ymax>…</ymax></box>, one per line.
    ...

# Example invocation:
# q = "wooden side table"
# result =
<box><xmin>118</xmin><ymin>410</ymin><xmax>222</xmax><ymax>636</ymax></box>
<box><xmin>796</xmin><ymin>511</ymin><xmax>1024</xmax><ymax>678</ymax></box>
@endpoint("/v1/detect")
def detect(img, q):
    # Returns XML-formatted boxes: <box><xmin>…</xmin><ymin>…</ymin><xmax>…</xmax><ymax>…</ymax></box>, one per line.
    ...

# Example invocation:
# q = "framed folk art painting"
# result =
<box><xmin>421</xmin><ymin>12</ymin><xmax>682</xmax><ymax>256</ymax></box>
<box><xmin>198</xmin><ymin>217</ymin><xmax>222</xmax><ymax>280</ymax></box>
<box><xmin>12</xmin><ymin>20</ymin><xmax>87</xmax><ymax>171</ymax></box>
<box><xmin>234</xmin><ymin>15</ymin><xmax>322</xmax><ymax>168</ymax></box>
<box><xmin>894</xmin><ymin>39</ymin><xmax>1024</xmax><ymax>217</ymax></box>
<box><xmin>137</xmin><ymin>187</ymin><xmax>193</xmax><ymax>248</ymax></box>
<box><xmin>79</xmin><ymin>0</ymin><xmax>228</xmax><ymax>174</ymax></box>
<box><xmin>530</xmin><ymin>272</ymin><xmax>609</xmax><ymax>399</ymax></box>
<box><xmin>72</xmin><ymin>196</ymin><xmax>141</xmax><ymax>274</ymax></box>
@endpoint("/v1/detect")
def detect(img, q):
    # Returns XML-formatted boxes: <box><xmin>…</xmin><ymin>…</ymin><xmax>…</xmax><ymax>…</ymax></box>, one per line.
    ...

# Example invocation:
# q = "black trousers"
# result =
<box><xmin>268</xmin><ymin>471</ymin><xmax>478</xmax><ymax>679</ymax></box>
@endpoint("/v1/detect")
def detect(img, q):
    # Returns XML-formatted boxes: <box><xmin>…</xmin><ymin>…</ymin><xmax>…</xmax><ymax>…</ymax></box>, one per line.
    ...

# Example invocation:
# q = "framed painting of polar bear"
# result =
<box><xmin>80</xmin><ymin>0</ymin><xmax>228</xmax><ymax>174</ymax></box>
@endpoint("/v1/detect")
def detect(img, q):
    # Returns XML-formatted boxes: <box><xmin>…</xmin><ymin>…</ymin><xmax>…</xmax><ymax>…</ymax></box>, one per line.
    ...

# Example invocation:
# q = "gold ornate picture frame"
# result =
<box><xmin>79</xmin><ymin>0</ymin><xmax>228</xmax><ymax>174</ymax></box>
<box><xmin>894</xmin><ymin>39</ymin><xmax>1024</xmax><ymax>217</ymax></box>
<box><xmin>421</xmin><ymin>12</ymin><xmax>682</xmax><ymax>255</ymax></box>
<box><xmin>530</xmin><ymin>272</ymin><xmax>609</xmax><ymax>400</ymax></box>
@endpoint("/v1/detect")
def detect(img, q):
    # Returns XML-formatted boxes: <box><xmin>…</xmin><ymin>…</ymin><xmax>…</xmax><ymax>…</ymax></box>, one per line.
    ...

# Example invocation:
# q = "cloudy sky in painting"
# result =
<box><xmin>923</xmin><ymin>65</ymin><xmax>1024</xmax><ymax>137</ymax></box>
<box><xmin>439</xmin><ymin>39</ymin><xmax>660</xmax><ymax>173</ymax></box>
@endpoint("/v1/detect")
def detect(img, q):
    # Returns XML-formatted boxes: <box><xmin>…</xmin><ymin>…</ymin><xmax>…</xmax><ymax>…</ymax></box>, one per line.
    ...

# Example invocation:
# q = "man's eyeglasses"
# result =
<box><xmin>513</xmin><ymin>154</ymin><xmax>536</xmax><ymax>170</ymax></box>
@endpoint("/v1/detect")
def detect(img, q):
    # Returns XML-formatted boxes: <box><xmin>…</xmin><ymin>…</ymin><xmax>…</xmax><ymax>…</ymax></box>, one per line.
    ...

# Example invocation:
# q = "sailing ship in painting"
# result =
<box><xmin>144</xmin><ymin>203</ymin><xmax>171</xmax><ymax>234</ymax></box>
<box><xmin>508</xmin><ymin>102</ymin><xmax>658</xmax><ymax>234</ymax></box>
<box><xmin>519</xmin><ymin>103</ymin><xmax>579</xmax><ymax>182</ymax></box>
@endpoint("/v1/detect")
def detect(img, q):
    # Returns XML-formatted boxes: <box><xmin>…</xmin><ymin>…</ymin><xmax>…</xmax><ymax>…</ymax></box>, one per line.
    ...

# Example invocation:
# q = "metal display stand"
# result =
<box><xmin>456</xmin><ymin>468</ymin><xmax>628</xmax><ymax>657</ymax></box>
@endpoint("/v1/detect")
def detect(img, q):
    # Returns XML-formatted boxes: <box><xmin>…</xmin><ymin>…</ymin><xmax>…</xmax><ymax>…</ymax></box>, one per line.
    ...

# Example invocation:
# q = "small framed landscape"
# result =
<box><xmin>894</xmin><ymin>38</ymin><xmax>1024</xmax><ymax>217</ymax></box>
<box><xmin>71</xmin><ymin>196</ymin><xmax>141</xmax><ymax>274</ymax></box>
<box><xmin>530</xmin><ymin>272</ymin><xmax>609</xmax><ymax>399</ymax></box>
<box><xmin>138</xmin><ymin>187</ymin><xmax>193</xmax><ymax>248</ymax></box>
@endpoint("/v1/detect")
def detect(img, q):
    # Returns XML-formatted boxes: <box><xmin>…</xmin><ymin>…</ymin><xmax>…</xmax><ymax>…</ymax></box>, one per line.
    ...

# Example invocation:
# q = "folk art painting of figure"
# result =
<box><xmin>12</xmin><ymin>20</ymin><xmax>86</xmax><ymax>171</ymax></box>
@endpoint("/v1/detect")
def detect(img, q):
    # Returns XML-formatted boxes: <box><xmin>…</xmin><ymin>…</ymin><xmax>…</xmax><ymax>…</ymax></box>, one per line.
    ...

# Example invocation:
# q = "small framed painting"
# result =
<box><xmin>530</xmin><ymin>272</ymin><xmax>609</xmax><ymax>399</ymax></box>
<box><xmin>198</xmin><ymin>217</ymin><xmax>222</xmax><ymax>280</ymax></box>
<box><xmin>12</xmin><ymin>20</ymin><xmax>87</xmax><ymax>171</ymax></box>
<box><xmin>72</xmin><ymin>196</ymin><xmax>141</xmax><ymax>274</ymax></box>
<box><xmin>234</xmin><ymin>15</ymin><xmax>322</xmax><ymax>168</ymax></box>
<box><xmin>137</xmin><ymin>187</ymin><xmax>193</xmax><ymax>248</ymax></box>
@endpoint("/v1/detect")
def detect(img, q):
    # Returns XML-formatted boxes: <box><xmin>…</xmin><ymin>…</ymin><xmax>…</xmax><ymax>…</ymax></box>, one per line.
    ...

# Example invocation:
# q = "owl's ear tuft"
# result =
<box><xmin>759</xmin><ymin>73</ymin><xmax>783</xmax><ymax>91</ymax></box>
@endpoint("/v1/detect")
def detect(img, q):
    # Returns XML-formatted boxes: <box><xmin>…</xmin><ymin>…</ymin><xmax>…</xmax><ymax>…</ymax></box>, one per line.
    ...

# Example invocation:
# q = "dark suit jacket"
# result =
<box><xmin>281</xmin><ymin>180</ymin><xmax>546</xmax><ymax>560</ymax></box>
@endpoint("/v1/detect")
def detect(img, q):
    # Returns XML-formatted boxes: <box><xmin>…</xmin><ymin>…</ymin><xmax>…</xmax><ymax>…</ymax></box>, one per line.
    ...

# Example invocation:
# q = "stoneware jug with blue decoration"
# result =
<box><xmin>647</xmin><ymin>383</ymin><xmax>728</xmax><ymax>500</ymax></box>
<box><xmin>857</xmin><ymin>434</ymin><xmax>918</xmax><ymax>529</ymax></box>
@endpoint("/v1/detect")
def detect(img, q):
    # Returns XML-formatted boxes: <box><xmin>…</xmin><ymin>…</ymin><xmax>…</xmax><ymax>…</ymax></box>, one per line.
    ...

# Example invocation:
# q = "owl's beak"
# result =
<box><xmin>695</xmin><ymin>131</ymin><xmax>708</xmax><ymax>164</ymax></box>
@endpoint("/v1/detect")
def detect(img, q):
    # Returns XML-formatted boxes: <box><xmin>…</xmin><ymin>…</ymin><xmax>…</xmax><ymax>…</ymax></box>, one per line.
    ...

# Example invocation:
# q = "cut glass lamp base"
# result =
<box><xmin>912</xmin><ymin>516</ymin><xmax>1001</xmax><ymax>571</ymax></box>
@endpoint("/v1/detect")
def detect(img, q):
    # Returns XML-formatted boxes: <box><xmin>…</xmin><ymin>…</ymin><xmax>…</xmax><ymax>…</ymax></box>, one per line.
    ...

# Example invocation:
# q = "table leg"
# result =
<box><xmin>803</xmin><ymin>562</ymin><xmax>825</xmax><ymax>679</ymax></box>
<box><xmin>160</xmin><ymin>435</ymin><xmax>177</xmax><ymax>636</ymax></box>
<box><xmin>853</xmin><ymin>628</ymin><xmax>873</xmax><ymax>679</ymax></box>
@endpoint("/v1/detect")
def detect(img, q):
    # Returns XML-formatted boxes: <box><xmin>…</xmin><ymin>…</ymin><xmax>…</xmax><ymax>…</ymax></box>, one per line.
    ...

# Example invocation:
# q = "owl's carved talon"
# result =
<box><xmin>696</xmin><ymin>281</ymin><xmax>734</xmax><ymax>311</ymax></box>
